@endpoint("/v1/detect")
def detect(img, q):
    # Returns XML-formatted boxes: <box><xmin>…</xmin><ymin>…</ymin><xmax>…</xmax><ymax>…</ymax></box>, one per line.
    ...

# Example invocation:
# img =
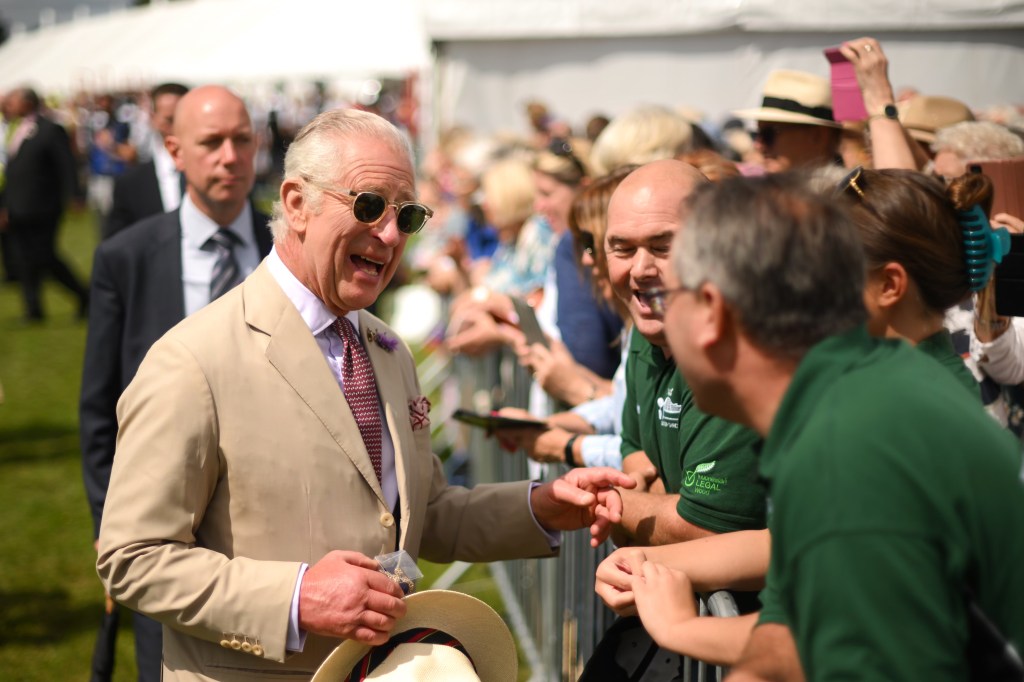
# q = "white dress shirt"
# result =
<box><xmin>153</xmin><ymin>143</ymin><xmax>183</xmax><ymax>213</ymax></box>
<box><xmin>180</xmin><ymin>195</ymin><xmax>260</xmax><ymax>316</ymax></box>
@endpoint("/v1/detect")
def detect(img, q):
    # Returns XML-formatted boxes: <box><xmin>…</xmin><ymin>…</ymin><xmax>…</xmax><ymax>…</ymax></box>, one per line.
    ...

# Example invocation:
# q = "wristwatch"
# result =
<box><xmin>868</xmin><ymin>103</ymin><xmax>899</xmax><ymax>122</ymax></box>
<box><xmin>564</xmin><ymin>434</ymin><xmax>581</xmax><ymax>468</ymax></box>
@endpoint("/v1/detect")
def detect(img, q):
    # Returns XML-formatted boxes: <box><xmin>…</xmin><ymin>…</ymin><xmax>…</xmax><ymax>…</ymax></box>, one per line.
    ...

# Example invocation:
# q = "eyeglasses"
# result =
<box><xmin>577</xmin><ymin>231</ymin><xmax>595</xmax><ymax>257</ymax></box>
<box><xmin>644</xmin><ymin>286</ymin><xmax>690</xmax><ymax>316</ymax></box>
<box><xmin>309</xmin><ymin>181</ymin><xmax>433</xmax><ymax>235</ymax></box>
<box><xmin>839</xmin><ymin>165</ymin><xmax>867</xmax><ymax>200</ymax></box>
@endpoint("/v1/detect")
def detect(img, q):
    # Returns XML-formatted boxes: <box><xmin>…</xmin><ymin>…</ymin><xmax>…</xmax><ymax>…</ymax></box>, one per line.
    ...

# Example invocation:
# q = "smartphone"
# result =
<box><xmin>994</xmin><ymin>234</ymin><xmax>1024</xmax><ymax>317</ymax></box>
<box><xmin>969</xmin><ymin>159</ymin><xmax>1024</xmax><ymax>221</ymax></box>
<box><xmin>510</xmin><ymin>296</ymin><xmax>549</xmax><ymax>349</ymax></box>
<box><xmin>824</xmin><ymin>47</ymin><xmax>868</xmax><ymax>122</ymax></box>
<box><xmin>452</xmin><ymin>408</ymin><xmax>547</xmax><ymax>431</ymax></box>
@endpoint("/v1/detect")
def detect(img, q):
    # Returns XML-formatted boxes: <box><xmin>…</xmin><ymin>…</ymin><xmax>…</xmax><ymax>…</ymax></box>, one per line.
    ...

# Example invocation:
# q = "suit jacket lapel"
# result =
<box><xmin>359</xmin><ymin>311</ymin><xmax>415</xmax><ymax>540</ymax></box>
<box><xmin>148</xmin><ymin>211</ymin><xmax>185</xmax><ymax>324</ymax></box>
<box><xmin>245</xmin><ymin>264</ymin><xmax>386</xmax><ymax>504</ymax></box>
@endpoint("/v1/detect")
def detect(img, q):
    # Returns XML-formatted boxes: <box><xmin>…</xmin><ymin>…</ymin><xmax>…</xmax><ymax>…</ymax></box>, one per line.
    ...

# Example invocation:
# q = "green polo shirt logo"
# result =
<box><xmin>657</xmin><ymin>389</ymin><xmax>682</xmax><ymax>429</ymax></box>
<box><xmin>684</xmin><ymin>460</ymin><xmax>728</xmax><ymax>495</ymax></box>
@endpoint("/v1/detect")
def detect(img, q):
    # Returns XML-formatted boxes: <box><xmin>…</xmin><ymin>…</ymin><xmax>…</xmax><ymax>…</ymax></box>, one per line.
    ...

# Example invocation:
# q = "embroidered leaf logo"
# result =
<box><xmin>695</xmin><ymin>461</ymin><xmax>716</xmax><ymax>474</ymax></box>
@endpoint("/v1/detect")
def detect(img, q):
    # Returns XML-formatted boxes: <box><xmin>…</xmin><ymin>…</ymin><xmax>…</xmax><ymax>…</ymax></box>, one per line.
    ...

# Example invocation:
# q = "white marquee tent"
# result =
<box><xmin>0</xmin><ymin>0</ymin><xmax>1021</xmax><ymax>137</ymax></box>
<box><xmin>425</xmin><ymin>0</ymin><xmax>1024</xmax><ymax>135</ymax></box>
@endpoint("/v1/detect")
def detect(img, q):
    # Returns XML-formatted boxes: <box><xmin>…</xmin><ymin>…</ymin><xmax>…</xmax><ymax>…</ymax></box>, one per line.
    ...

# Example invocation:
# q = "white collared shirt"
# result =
<box><xmin>152</xmin><ymin>143</ymin><xmax>182</xmax><ymax>213</ymax></box>
<box><xmin>180</xmin><ymin>194</ymin><xmax>260</xmax><ymax>316</ymax></box>
<box><xmin>265</xmin><ymin>247</ymin><xmax>399</xmax><ymax>511</ymax></box>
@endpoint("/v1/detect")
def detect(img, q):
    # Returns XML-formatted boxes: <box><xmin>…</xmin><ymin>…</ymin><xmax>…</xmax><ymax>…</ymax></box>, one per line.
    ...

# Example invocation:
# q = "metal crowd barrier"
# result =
<box><xmin>431</xmin><ymin>345</ymin><xmax>734</xmax><ymax>681</ymax></box>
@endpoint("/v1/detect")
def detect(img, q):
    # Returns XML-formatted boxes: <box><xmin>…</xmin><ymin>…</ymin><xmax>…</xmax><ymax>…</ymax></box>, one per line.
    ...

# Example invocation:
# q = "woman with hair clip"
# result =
<box><xmin>593</xmin><ymin>168</ymin><xmax>1005</xmax><ymax>672</ymax></box>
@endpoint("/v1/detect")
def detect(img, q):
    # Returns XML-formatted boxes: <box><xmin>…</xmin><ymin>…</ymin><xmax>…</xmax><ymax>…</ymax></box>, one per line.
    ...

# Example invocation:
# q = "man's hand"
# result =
<box><xmin>493</xmin><ymin>409</ymin><xmax>573</xmax><ymax>464</ymax></box>
<box><xmin>298</xmin><ymin>550</ymin><xmax>407</xmax><ymax>645</ymax></box>
<box><xmin>632</xmin><ymin>562</ymin><xmax>699</xmax><ymax>649</ymax></box>
<box><xmin>594</xmin><ymin>546</ymin><xmax>648</xmax><ymax>616</ymax></box>
<box><xmin>621</xmin><ymin>451</ymin><xmax>658</xmax><ymax>492</ymax></box>
<box><xmin>530</xmin><ymin>467</ymin><xmax>636</xmax><ymax>544</ymax></box>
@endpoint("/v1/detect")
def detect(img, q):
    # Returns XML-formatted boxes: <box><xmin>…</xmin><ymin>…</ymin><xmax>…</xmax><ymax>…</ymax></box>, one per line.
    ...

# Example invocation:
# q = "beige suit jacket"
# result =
<box><xmin>97</xmin><ymin>262</ymin><xmax>555</xmax><ymax>681</ymax></box>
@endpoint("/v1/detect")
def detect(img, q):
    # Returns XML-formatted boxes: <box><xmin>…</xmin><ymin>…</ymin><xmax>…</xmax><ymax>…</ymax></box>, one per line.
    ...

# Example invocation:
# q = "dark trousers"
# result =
<box><xmin>89</xmin><ymin>606</ymin><xmax>163</xmax><ymax>682</ymax></box>
<box><xmin>7</xmin><ymin>212</ymin><xmax>88</xmax><ymax>319</ymax></box>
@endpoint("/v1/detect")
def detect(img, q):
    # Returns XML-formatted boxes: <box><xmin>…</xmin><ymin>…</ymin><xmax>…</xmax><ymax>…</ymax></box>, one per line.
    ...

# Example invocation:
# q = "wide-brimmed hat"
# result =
<box><xmin>733</xmin><ymin>70</ymin><xmax>841</xmax><ymax>129</ymax></box>
<box><xmin>897</xmin><ymin>95</ymin><xmax>974</xmax><ymax>144</ymax></box>
<box><xmin>311</xmin><ymin>590</ymin><xmax>516</xmax><ymax>682</ymax></box>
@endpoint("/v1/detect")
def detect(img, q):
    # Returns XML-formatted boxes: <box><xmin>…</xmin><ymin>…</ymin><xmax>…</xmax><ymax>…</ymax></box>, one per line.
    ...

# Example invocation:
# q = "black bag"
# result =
<box><xmin>577</xmin><ymin>616</ymin><xmax>696</xmax><ymax>682</ymax></box>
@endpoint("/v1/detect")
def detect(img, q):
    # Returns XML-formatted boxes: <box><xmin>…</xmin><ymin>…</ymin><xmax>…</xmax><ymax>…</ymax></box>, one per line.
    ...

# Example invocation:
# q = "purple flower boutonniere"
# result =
<box><xmin>366</xmin><ymin>328</ymin><xmax>398</xmax><ymax>353</ymax></box>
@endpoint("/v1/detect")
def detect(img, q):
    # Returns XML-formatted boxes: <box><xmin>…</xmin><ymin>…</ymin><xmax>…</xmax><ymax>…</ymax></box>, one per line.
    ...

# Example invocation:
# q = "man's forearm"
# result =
<box><xmin>726</xmin><ymin>623</ymin><xmax>805</xmax><ymax>682</ymax></box>
<box><xmin>616</xmin><ymin>489</ymin><xmax>716</xmax><ymax>545</ymax></box>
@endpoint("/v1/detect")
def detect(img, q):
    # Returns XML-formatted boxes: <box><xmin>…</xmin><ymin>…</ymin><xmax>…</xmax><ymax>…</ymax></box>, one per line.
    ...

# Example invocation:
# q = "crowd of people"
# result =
<box><xmin>1</xmin><ymin>31</ymin><xmax>1022</xmax><ymax>682</ymax></box>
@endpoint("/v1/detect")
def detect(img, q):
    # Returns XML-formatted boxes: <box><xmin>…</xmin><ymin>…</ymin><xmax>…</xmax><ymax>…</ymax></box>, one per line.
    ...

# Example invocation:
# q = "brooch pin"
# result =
<box><xmin>366</xmin><ymin>328</ymin><xmax>398</xmax><ymax>353</ymax></box>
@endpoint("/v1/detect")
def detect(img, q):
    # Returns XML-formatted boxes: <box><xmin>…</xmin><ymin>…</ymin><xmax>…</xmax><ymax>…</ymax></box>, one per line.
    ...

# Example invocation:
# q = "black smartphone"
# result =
<box><xmin>995</xmin><ymin>234</ymin><xmax>1024</xmax><ymax>317</ymax></box>
<box><xmin>510</xmin><ymin>296</ymin><xmax>549</xmax><ymax>348</ymax></box>
<box><xmin>452</xmin><ymin>408</ymin><xmax>547</xmax><ymax>431</ymax></box>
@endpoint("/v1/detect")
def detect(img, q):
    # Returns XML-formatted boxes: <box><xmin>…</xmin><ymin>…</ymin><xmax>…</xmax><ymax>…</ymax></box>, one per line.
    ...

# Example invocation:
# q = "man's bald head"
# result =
<box><xmin>166</xmin><ymin>85</ymin><xmax>256</xmax><ymax>226</ymax></box>
<box><xmin>605</xmin><ymin>160</ymin><xmax>709</xmax><ymax>348</ymax></box>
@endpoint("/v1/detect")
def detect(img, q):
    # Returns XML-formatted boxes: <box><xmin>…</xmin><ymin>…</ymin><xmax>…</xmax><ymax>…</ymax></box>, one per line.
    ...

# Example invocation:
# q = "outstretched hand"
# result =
<box><xmin>530</xmin><ymin>467</ymin><xmax>636</xmax><ymax>544</ymax></box>
<box><xmin>839</xmin><ymin>37</ymin><xmax>895</xmax><ymax>112</ymax></box>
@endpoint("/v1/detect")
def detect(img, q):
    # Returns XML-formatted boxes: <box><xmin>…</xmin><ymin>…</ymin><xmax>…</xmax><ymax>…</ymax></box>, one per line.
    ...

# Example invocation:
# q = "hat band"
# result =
<box><xmin>345</xmin><ymin>628</ymin><xmax>475</xmax><ymax>681</ymax></box>
<box><xmin>761</xmin><ymin>96</ymin><xmax>834</xmax><ymax>122</ymax></box>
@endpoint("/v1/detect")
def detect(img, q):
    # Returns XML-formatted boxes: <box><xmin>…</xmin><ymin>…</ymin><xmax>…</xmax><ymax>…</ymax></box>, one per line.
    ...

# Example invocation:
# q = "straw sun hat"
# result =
<box><xmin>733</xmin><ymin>70</ymin><xmax>842</xmax><ymax>128</ymax></box>
<box><xmin>311</xmin><ymin>590</ymin><xmax>516</xmax><ymax>682</ymax></box>
<box><xmin>897</xmin><ymin>95</ymin><xmax>975</xmax><ymax>144</ymax></box>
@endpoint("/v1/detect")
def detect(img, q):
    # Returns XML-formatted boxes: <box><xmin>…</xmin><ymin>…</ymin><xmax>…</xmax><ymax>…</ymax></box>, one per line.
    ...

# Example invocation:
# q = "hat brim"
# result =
<box><xmin>905</xmin><ymin>127</ymin><xmax>936</xmax><ymax>144</ymax></box>
<box><xmin>311</xmin><ymin>590</ymin><xmax>516</xmax><ymax>682</ymax></box>
<box><xmin>732</xmin><ymin>107</ymin><xmax>842</xmax><ymax>129</ymax></box>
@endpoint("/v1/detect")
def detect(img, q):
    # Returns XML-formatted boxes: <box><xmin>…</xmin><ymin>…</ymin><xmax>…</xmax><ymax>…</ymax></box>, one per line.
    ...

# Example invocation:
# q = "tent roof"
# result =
<box><xmin>425</xmin><ymin>0</ymin><xmax>1024</xmax><ymax>40</ymax></box>
<box><xmin>0</xmin><ymin>0</ymin><xmax>430</xmax><ymax>93</ymax></box>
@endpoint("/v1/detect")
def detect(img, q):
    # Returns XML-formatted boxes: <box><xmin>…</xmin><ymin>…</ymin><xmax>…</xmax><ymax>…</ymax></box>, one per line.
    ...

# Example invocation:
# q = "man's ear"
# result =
<box><xmin>165</xmin><ymin>135</ymin><xmax>184</xmax><ymax>172</ymax></box>
<box><xmin>695</xmin><ymin>282</ymin><xmax>729</xmax><ymax>350</ymax></box>
<box><xmin>281</xmin><ymin>179</ymin><xmax>307</xmax><ymax>234</ymax></box>
<box><xmin>876</xmin><ymin>262</ymin><xmax>909</xmax><ymax>309</ymax></box>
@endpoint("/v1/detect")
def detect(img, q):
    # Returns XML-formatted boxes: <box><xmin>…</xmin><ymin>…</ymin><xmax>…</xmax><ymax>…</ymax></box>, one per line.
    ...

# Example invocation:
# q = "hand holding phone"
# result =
<box><xmin>824</xmin><ymin>47</ymin><xmax>869</xmax><ymax>122</ymax></box>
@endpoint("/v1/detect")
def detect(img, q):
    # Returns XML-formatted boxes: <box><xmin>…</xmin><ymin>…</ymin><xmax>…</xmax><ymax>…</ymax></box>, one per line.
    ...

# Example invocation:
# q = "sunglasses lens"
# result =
<box><xmin>578</xmin><ymin>232</ymin><xmax>595</xmax><ymax>254</ymax></box>
<box><xmin>397</xmin><ymin>205</ymin><xmax>429</xmax><ymax>234</ymax></box>
<box><xmin>352</xmin><ymin>192</ymin><xmax>387</xmax><ymax>224</ymax></box>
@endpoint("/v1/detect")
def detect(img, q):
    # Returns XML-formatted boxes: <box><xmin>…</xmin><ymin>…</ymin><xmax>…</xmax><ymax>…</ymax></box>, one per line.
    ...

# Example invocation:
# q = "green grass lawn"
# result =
<box><xmin>0</xmin><ymin>210</ymin><xmax>522</xmax><ymax>680</ymax></box>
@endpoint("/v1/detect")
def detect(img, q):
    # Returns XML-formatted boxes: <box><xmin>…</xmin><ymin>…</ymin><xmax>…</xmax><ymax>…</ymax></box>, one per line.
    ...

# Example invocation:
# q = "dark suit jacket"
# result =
<box><xmin>79</xmin><ymin>207</ymin><xmax>272</xmax><ymax>537</ymax></box>
<box><xmin>1</xmin><ymin>115</ymin><xmax>77</xmax><ymax>220</ymax></box>
<box><xmin>103</xmin><ymin>160</ymin><xmax>165</xmax><ymax>240</ymax></box>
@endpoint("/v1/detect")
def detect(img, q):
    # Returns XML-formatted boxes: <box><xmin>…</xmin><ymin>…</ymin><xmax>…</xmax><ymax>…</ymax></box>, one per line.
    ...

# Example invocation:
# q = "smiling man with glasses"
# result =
<box><xmin>97</xmin><ymin>108</ymin><xmax>635</xmax><ymax>681</ymax></box>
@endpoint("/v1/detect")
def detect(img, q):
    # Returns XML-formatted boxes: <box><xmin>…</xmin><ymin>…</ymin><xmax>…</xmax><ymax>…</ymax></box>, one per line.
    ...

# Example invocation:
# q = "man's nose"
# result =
<box><xmin>220</xmin><ymin>140</ymin><xmax>238</xmax><ymax>164</ymax></box>
<box><xmin>376</xmin><ymin>209</ymin><xmax>403</xmax><ymax>247</ymax></box>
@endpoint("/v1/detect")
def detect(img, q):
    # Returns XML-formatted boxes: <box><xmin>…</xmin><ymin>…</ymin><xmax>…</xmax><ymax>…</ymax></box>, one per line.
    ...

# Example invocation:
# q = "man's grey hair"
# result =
<box><xmin>672</xmin><ymin>173</ymin><xmax>867</xmax><ymax>358</ymax></box>
<box><xmin>932</xmin><ymin>120</ymin><xmax>1024</xmax><ymax>161</ymax></box>
<box><xmin>268</xmin><ymin>108</ymin><xmax>414</xmax><ymax>240</ymax></box>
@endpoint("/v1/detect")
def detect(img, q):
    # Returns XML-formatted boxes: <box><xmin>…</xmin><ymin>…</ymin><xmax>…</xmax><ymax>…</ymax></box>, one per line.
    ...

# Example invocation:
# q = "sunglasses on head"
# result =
<box><xmin>309</xmin><ymin>181</ymin><xmax>433</xmax><ymax>235</ymax></box>
<box><xmin>548</xmin><ymin>138</ymin><xmax>587</xmax><ymax>178</ymax></box>
<box><xmin>838</xmin><ymin>166</ymin><xmax>867</xmax><ymax>200</ymax></box>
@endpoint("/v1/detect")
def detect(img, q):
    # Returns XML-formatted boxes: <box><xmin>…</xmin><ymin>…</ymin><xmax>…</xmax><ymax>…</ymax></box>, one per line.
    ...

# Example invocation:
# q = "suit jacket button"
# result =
<box><xmin>252</xmin><ymin>644</ymin><xmax>265</xmax><ymax>657</ymax></box>
<box><xmin>219</xmin><ymin>639</ymin><xmax>232</xmax><ymax>649</ymax></box>
<box><xmin>230</xmin><ymin>638</ymin><xmax>242</xmax><ymax>650</ymax></box>
<box><xmin>379</xmin><ymin>512</ymin><xmax>394</xmax><ymax>528</ymax></box>
<box><xmin>241</xmin><ymin>641</ymin><xmax>253</xmax><ymax>653</ymax></box>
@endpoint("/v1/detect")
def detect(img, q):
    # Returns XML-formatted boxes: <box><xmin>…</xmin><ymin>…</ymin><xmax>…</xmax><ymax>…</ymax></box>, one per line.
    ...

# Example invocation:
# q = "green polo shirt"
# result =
<box><xmin>917</xmin><ymin>328</ymin><xmax>979</xmax><ymax>399</ymax></box>
<box><xmin>620</xmin><ymin>331</ymin><xmax>765</xmax><ymax>533</ymax></box>
<box><xmin>758</xmin><ymin>325</ymin><xmax>1024</xmax><ymax>680</ymax></box>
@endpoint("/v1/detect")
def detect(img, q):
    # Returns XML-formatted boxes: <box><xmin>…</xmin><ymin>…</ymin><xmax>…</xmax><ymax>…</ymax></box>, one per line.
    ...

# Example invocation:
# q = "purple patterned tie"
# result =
<box><xmin>332</xmin><ymin>317</ymin><xmax>383</xmax><ymax>483</ymax></box>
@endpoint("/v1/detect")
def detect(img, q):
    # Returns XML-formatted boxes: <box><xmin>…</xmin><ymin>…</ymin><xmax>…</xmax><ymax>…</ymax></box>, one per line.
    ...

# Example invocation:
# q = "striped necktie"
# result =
<box><xmin>332</xmin><ymin>317</ymin><xmax>383</xmax><ymax>483</ymax></box>
<box><xmin>207</xmin><ymin>229</ymin><xmax>240</xmax><ymax>302</ymax></box>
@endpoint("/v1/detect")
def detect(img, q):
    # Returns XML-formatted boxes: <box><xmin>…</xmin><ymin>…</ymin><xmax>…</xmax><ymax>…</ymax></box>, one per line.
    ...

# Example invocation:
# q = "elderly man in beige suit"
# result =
<box><xmin>97</xmin><ymin>107</ymin><xmax>633</xmax><ymax>681</ymax></box>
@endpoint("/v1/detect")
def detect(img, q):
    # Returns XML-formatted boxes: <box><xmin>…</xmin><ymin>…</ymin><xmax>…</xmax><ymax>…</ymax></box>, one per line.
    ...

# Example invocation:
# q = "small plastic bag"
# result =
<box><xmin>375</xmin><ymin>549</ymin><xmax>423</xmax><ymax>595</ymax></box>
